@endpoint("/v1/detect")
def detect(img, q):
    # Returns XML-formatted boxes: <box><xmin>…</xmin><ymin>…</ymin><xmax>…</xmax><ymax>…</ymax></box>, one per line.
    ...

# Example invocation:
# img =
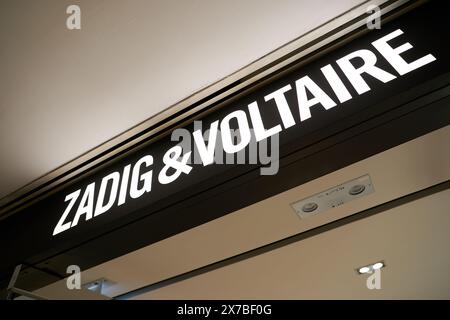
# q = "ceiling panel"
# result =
<box><xmin>136</xmin><ymin>188</ymin><xmax>450</xmax><ymax>299</ymax></box>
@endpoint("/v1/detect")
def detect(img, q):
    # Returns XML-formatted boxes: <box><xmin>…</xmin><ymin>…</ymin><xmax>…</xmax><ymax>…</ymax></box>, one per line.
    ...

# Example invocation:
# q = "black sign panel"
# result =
<box><xmin>1</xmin><ymin>1</ymin><xmax>450</xmax><ymax>283</ymax></box>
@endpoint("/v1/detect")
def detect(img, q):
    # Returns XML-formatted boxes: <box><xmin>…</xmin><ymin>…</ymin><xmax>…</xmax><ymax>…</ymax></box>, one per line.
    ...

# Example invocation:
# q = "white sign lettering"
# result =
<box><xmin>53</xmin><ymin>29</ymin><xmax>436</xmax><ymax>236</ymax></box>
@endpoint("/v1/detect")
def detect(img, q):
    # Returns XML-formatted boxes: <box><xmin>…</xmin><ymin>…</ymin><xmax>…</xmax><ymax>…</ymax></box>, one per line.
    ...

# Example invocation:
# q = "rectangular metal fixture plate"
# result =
<box><xmin>291</xmin><ymin>175</ymin><xmax>375</xmax><ymax>219</ymax></box>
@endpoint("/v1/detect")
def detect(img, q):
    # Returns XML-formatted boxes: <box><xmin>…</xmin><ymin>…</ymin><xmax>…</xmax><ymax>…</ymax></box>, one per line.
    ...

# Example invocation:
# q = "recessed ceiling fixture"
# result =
<box><xmin>357</xmin><ymin>261</ymin><xmax>385</xmax><ymax>274</ymax></box>
<box><xmin>291</xmin><ymin>174</ymin><xmax>374</xmax><ymax>219</ymax></box>
<box><xmin>349</xmin><ymin>184</ymin><xmax>366</xmax><ymax>195</ymax></box>
<box><xmin>82</xmin><ymin>278</ymin><xmax>115</xmax><ymax>295</ymax></box>
<box><xmin>301</xmin><ymin>202</ymin><xmax>318</xmax><ymax>213</ymax></box>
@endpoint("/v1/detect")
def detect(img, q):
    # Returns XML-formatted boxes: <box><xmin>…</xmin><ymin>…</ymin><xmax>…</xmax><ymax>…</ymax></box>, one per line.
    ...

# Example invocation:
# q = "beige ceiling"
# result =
<box><xmin>0</xmin><ymin>0</ymin><xmax>365</xmax><ymax>200</ymax></box>
<box><xmin>31</xmin><ymin>125</ymin><xmax>450</xmax><ymax>299</ymax></box>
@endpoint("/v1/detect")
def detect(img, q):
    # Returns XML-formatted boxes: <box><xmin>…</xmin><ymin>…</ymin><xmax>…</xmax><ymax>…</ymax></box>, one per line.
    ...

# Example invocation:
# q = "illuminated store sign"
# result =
<box><xmin>53</xmin><ymin>29</ymin><xmax>436</xmax><ymax>235</ymax></box>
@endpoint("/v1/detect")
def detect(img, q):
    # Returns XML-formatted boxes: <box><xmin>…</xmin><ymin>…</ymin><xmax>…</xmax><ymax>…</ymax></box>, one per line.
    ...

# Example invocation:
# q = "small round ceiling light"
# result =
<box><xmin>301</xmin><ymin>202</ymin><xmax>318</xmax><ymax>213</ymax></box>
<box><xmin>372</xmin><ymin>262</ymin><xmax>384</xmax><ymax>270</ymax></box>
<box><xmin>349</xmin><ymin>184</ymin><xmax>366</xmax><ymax>195</ymax></box>
<box><xmin>358</xmin><ymin>266</ymin><xmax>370</xmax><ymax>274</ymax></box>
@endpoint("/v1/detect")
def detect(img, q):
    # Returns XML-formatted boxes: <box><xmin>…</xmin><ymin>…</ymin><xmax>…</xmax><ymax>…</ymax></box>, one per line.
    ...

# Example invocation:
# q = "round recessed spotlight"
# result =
<box><xmin>349</xmin><ymin>184</ymin><xmax>366</xmax><ymax>195</ymax></box>
<box><xmin>358</xmin><ymin>266</ymin><xmax>370</xmax><ymax>274</ymax></box>
<box><xmin>372</xmin><ymin>262</ymin><xmax>384</xmax><ymax>270</ymax></box>
<box><xmin>301</xmin><ymin>202</ymin><xmax>318</xmax><ymax>213</ymax></box>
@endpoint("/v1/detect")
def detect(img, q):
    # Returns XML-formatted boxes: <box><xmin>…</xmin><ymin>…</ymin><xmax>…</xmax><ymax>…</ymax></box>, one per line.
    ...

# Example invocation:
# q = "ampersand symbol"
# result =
<box><xmin>158</xmin><ymin>145</ymin><xmax>192</xmax><ymax>185</ymax></box>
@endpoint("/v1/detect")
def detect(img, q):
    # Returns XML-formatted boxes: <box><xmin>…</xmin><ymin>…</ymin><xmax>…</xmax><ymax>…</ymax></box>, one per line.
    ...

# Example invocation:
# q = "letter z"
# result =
<box><xmin>53</xmin><ymin>190</ymin><xmax>80</xmax><ymax>236</ymax></box>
